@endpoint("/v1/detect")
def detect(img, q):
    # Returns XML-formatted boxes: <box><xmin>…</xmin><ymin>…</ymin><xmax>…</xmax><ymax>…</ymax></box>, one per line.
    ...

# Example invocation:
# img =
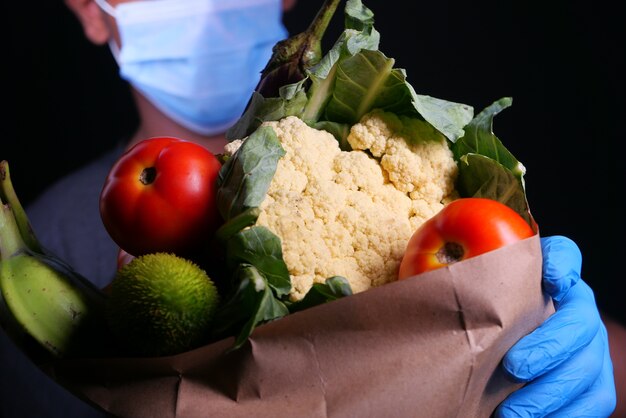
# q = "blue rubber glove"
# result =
<box><xmin>495</xmin><ymin>236</ymin><xmax>617</xmax><ymax>417</ymax></box>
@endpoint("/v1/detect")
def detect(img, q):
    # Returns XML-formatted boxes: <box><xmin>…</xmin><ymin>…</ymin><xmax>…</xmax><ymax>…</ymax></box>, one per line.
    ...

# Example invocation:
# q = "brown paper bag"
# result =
<box><xmin>46</xmin><ymin>235</ymin><xmax>553</xmax><ymax>418</ymax></box>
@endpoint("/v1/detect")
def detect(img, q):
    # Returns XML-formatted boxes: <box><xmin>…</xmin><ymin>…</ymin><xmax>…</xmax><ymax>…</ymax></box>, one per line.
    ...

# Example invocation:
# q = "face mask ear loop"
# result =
<box><xmin>108</xmin><ymin>39</ymin><xmax>122</xmax><ymax>63</ymax></box>
<box><xmin>93</xmin><ymin>0</ymin><xmax>117</xmax><ymax>17</ymax></box>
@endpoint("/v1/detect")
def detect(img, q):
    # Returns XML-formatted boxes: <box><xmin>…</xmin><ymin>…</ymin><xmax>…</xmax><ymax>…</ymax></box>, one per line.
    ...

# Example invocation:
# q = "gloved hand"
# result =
<box><xmin>495</xmin><ymin>236</ymin><xmax>617</xmax><ymax>417</ymax></box>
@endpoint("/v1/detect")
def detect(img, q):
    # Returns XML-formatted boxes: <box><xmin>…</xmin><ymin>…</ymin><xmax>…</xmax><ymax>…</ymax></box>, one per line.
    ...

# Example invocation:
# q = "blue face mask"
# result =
<box><xmin>95</xmin><ymin>0</ymin><xmax>287</xmax><ymax>135</ymax></box>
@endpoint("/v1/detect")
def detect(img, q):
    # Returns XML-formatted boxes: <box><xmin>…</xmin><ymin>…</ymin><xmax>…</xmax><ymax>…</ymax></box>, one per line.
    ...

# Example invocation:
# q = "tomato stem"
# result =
<box><xmin>139</xmin><ymin>167</ymin><xmax>157</xmax><ymax>185</ymax></box>
<box><xmin>436</xmin><ymin>242</ymin><xmax>464</xmax><ymax>265</ymax></box>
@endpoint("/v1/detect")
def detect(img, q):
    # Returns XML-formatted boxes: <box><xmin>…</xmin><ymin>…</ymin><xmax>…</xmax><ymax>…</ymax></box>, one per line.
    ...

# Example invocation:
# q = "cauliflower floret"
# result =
<box><xmin>349</xmin><ymin>110</ymin><xmax>458</xmax><ymax>230</ymax></box>
<box><xmin>253</xmin><ymin>112</ymin><xmax>457</xmax><ymax>301</ymax></box>
<box><xmin>223</xmin><ymin>139</ymin><xmax>244</xmax><ymax>158</ymax></box>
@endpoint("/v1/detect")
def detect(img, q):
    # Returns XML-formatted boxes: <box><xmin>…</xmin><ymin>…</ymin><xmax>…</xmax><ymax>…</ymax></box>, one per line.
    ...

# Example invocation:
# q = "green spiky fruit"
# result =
<box><xmin>106</xmin><ymin>253</ymin><xmax>219</xmax><ymax>356</ymax></box>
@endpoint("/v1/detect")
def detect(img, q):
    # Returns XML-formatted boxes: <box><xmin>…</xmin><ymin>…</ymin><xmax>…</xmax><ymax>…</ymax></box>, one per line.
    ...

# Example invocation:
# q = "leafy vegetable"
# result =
<box><xmin>217</xmin><ymin>126</ymin><xmax>285</xmax><ymax>220</ymax></box>
<box><xmin>226</xmin><ymin>226</ymin><xmax>291</xmax><ymax>297</ymax></box>
<box><xmin>215</xmin><ymin>224</ymin><xmax>353</xmax><ymax>346</ymax></box>
<box><xmin>216</xmin><ymin>123</ymin><xmax>352</xmax><ymax>347</ymax></box>
<box><xmin>452</xmin><ymin>97</ymin><xmax>525</xmax><ymax>179</ymax></box>
<box><xmin>301</xmin><ymin>0</ymin><xmax>381</xmax><ymax>123</ymax></box>
<box><xmin>226</xmin><ymin>81</ymin><xmax>308</xmax><ymax>141</ymax></box>
<box><xmin>453</xmin><ymin>98</ymin><xmax>532</xmax><ymax>225</ymax></box>
<box><xmin>457</xmin><ymin>154</ymin><xmax>532</xmax><ymax>226</ymax></box>
<box><xmin>214</xmin><ymin>0</ymin><xmax>533</xmax><ymax>350</ymax></box>
<box><xmin>211</xmin><ymin>264</ymin><xmax>289</xmax><ymax>351</ymax></box>
<box><xmin>226</xmin><ymin>0</ymin><xmax>473</xmax><ymax>144</ymax></box>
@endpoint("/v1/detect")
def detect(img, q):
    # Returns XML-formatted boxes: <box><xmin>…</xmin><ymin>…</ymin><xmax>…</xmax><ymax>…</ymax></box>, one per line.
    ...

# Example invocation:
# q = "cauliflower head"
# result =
<box><xmin>251</xmin><ymin>111</ymin><xmax>457</xmax><ymax>301</ymax></box>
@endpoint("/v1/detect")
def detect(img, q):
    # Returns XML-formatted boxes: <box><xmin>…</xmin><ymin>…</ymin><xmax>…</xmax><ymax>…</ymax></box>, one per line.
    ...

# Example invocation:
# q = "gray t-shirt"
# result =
<box><xmin>0</xmin><ymin>145</ymin><xmax>124</xmax><ymax>418</ymax></box>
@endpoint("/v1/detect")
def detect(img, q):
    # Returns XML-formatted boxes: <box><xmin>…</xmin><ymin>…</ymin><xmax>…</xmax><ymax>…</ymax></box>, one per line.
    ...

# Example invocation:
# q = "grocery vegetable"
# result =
<box><xmin>214</xmin><ymin>0</ymin><xmax>534</xmax><ymax>348</ymax></box>
<box><xmin>99</xmin><ymin>137</ymin><xmax>222</xmax><ymax>257</ymax></box>
<box><xmin>227</xmin><ymin>0</ymin><xmax>473</xmax><ymax>146</ymax></box>
<box><xmin>452</xmin><ymin>97</ymin><xmax>532</xmax><ymax>226</ymax></box>
<box><xmin>224</xmin><ymin>113</ymin><xmax>458</xmax><ymax>301</ymax></box>
<box><xmin>106</xmin><ymin>253</ymin><xmax>219</xmax><ymax>356</ymax></box>
<box><xmin>0</xmin><ymin>161</ymin><xmax>108</xmax><ymax>358</ymax></box>
<box><xmin>398</xmin><ymin>198</ymin><xmax>535</xmax><ymax>279</ymax></box>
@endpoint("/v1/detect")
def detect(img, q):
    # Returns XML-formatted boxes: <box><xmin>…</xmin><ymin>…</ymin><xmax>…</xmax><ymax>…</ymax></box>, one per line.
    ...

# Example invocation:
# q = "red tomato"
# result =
<box><xmin>100</xmin><ymin>137</ymin><xmax>222</xmax><ymax>257</ymax></box>
<box><xmin>398</xmin><ymin>198</ymin><xmax>534</xmax><ymax>279</ymax></box>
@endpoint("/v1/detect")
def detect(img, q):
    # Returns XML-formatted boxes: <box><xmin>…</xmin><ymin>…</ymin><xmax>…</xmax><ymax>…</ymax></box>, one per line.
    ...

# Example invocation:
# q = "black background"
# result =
<box><xmin>4</xmin><ymin>0</ymin><xmax>625</xmax><ymax>323</ymax></box>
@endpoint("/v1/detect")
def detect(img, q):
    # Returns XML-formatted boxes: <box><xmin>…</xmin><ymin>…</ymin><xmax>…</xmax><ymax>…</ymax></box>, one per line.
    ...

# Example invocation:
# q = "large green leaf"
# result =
<box><xmin>226</xmin><ymin>81</ymin><xmax>308</xmax><ymax>141</ymax></box>
<box><xmin>217</xmin><ymin>126</ymin><xmax>285</xmax><ymax>221</ymax></box>
<box><xmin>409</xmin><ymin>88</ymin><xmax>474</xmax><ymax>143</ymax></box>
<box><xmin>228</xmin><ymin>0</ymin><xmax>472</xmax><ymax>146</ymax></box>
<box><xmin>457</xmin><ymin>153</ymin><xmax>532</xmax><ymax>226</ymax></box>
<box><xmin>453</xmin><ymin>97</ymin><xmax>525</xmax><ymax>178</ymax></box>
<box><xmin>212</xmin><ymin>264</ymin><xmax>289</xmax><ymax>350</ymax></box>
<box><xmin>322</xmin><ymin>50</ymin><xmax>398</xmax><ymax>122</ymax></box>
<box><xmin>228</xmin><ymin>0</ymin><xmax>380</xmax><ymax>140</ymax></box>
<box><xmin>301</xmin><ymin>0</ymin><xmax>380</xmax><ymax>123</ymax></box>
<box><xmin>316</xmin><ymin>0</ymin><xmax>380</xmax><ymax>79</ymax></box>
<box><xmin>344</xmin><ymin>0</ymin><xmax>375</xmax><ymax>30</ymax></box>
<box><xmin>226</xmin><ymin>226</ymin><xmax>291</xmax><ymax>297</ymax></box>
<box><xmin>321</xmin><ymin>49</ymin><xmax>472</xmax><ymax>142</ymax></box>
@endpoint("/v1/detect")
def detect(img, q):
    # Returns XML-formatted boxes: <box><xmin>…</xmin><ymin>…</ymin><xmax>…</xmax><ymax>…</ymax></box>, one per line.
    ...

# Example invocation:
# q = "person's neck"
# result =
<box><xmin>127</xmin><ymin>89</ymin><xmax>229</xmax><ymax>155</ymax></box>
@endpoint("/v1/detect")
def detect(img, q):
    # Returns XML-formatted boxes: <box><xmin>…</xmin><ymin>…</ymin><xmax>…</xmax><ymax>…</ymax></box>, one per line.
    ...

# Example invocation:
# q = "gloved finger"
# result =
<box><xmin>502</xmin><ymin>280</ymin><xmax>600</xmax><ymax>382</ymax></box>
<box><xmin>545</xmin><ymin>325</ymin><xmax>616</xmax><ymax>418</ymax></box>
<box><xmin>540</xmin><ymin>235</ymin><xmax>582</xmax><ymax>303</ymax></box>
<box><xmin>495</xmin><ymin>324</ymin><xmax>605</xmax><ymax>418</ymax></box>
